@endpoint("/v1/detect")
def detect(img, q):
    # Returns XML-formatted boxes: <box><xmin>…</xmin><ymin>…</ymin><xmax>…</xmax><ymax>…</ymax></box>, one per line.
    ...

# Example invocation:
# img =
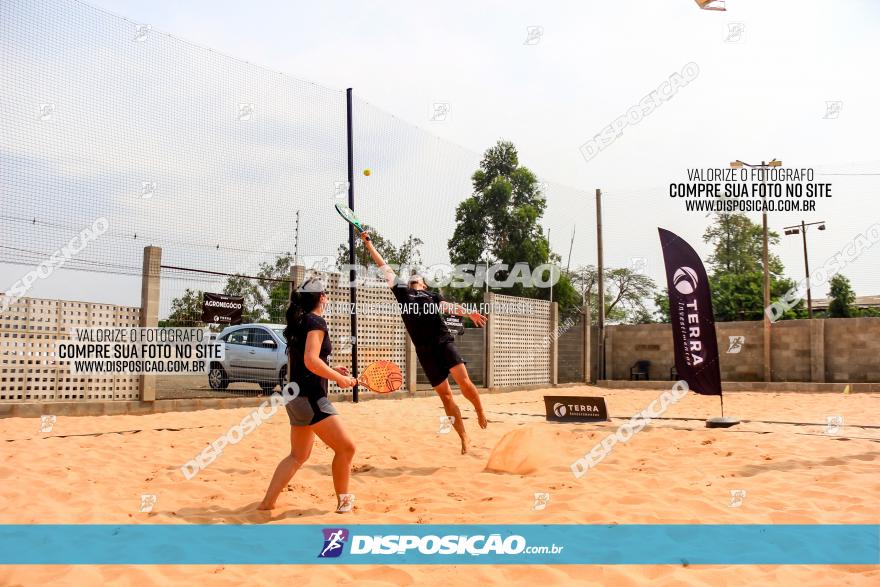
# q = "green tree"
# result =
<box><xmin>570</xmin><ymin>264</ymin><xmax>657</xmax><ymax>324</ymax></box>
<box><xmin>255</xmin><ymin>252</ymin><xmax>296</xmax><ymax>323</ymax></box>
<box><xmin>827</xmin><ymin>274</ymin><xmax>856</xmax><ymax>318</ymax></box>
<box><xmin>654</xmin><ymin>289</ymin><xmax>671</xmax><ymax>323</ymax></box>
<box><xmin>160</xmin><ymin>288</ymin><xmax>203</xmax><ymax>327</ymax></box>
<box><xmin>164</xmin><ymin>252</ymin><xmax>297</xmax><ymax>326</ymax></box>
<box><xmin>704</xmin><ymin>213</ymin><xmax>783</xmax><ymax>275</ymax></box>
<box><xmin>221</xmin><ymin>252</ymin><xmax>297</xmax><ymax>325</ymax></box>
<box><xmin>337</xmin><ymin>228</ymin><xmax>423</xmax><ymax>270</ymax></box>
<box><xmin>702</xmin><ymin>213</ymin><xmax>804</xmax><ymax>321</ymax></box>
<box><xmin>446</xmin><ymin>139</ymin><xmax>579</xmax><ymax>313</ymax></box>
<box><xmin>710</xmin><ymin>272</ymin><xmax>802</xmax><ymax>322</ymax></box>
<box><xmin>222</xmin><ymin>275</ymin><xmax>266</xmax><ymax>323</ymax></box>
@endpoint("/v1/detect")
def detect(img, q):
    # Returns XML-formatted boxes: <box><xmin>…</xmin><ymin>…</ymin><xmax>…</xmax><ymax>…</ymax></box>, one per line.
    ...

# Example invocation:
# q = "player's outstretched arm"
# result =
<box><xmin>359</xmin><ymin>230</ymin><xmax>385</xmax><ymax>267</ymax></box>
<box><xmin>359</xmin><ymin>230</ymin><xmax>396</xmax><ymax>287</ymax></box>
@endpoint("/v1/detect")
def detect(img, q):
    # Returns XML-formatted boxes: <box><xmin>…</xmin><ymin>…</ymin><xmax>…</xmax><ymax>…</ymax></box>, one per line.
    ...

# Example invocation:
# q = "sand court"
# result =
<box><xmin>0</xmin><ymin>386</ymin><xmax>878</xmax><ymax>585</ymax></box>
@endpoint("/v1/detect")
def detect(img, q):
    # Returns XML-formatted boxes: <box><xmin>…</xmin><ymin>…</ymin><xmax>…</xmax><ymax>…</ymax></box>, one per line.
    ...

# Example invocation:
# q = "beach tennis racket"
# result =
<box><xmin>334</xmin><ymin>203</ymin><xmax>366</xmax><ymax>232</ymax></box>
<box><xmin>356</xmin><ymin>360</ymin><xmax>403</xmax><ymax>393</ymax></box>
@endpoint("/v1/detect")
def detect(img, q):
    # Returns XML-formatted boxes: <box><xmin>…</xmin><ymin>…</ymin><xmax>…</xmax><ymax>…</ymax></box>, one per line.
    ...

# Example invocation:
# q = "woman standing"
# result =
<box><xmin>258</xmin><ymin>278</ymin><xmax>359</xmax><ymax>513</ymax></box>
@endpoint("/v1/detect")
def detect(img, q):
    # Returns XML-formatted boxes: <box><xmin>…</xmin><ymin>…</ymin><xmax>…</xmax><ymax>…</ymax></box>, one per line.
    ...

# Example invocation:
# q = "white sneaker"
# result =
<box><xmin>336</xmin><ymin>493</ymin><xmax>355</xmax><ymax>513</ymax></box>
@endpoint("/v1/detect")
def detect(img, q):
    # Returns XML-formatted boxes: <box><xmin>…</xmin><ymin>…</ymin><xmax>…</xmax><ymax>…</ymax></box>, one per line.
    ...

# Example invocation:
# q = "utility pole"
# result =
<box><xmin>484</xmin><ymin>232</ymin><xmax>490</xmax><ymax>294</ymax></box>
<box><xmin>595</xmin><ymin>189</ymin><xmax>605</xmax><ymax>381</ymax></box>
<box><xmin>294</xmin><ymin>209</ymin><xmax>300</xmax><ymax>266</ymax></box>
<box><xmin>784</xmin><ymin>220</ymin><xmax>826</xmax><ymax>319</ymax></box>
<box><xmin>761</xmin><ymin>162</ymin><xmax>770</xmax><ymax>379</ymax></box>
<box><xmin>566</xmin><ymin>226</ymin><xmax>576</xmax><ymax>274</ymax></box>
<box><xmin>548</xmin><ymin>228</ymin><xmax>553</xmax><ymax>303</ymax></box>
<box><xmin>730</xmin><ymin>158</ymin><xmax>781</xmax><ymax>383</ymax></box>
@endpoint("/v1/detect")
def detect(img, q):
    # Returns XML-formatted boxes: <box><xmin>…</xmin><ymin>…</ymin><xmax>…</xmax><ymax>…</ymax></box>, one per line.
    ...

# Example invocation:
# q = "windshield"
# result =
<box><xmin>272</xmin><ymin>328</ymin><xmax>286</xmax><ymax>342</ymax></box>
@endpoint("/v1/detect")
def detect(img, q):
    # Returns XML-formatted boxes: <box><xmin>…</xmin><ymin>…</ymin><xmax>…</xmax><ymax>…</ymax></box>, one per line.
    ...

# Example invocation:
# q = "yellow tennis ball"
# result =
<box><xmin>363</xmin><ymin>169</ymin><xmax>371</xmax><ymax>176</ymax></box>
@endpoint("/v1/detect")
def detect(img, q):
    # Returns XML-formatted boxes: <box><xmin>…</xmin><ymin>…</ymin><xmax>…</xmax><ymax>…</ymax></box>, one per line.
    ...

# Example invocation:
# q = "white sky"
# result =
<box><xmin>4</xmin><ymin>0</ymin><xmax>880</xmax><ymax>304</ymax></box>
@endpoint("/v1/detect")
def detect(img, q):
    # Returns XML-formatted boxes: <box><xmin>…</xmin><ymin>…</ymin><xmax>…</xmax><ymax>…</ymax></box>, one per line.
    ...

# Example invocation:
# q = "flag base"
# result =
<box><xmin>705</xmin><ymin>417</ymin><xmax>740</xmax><ymax>428</ymax></box>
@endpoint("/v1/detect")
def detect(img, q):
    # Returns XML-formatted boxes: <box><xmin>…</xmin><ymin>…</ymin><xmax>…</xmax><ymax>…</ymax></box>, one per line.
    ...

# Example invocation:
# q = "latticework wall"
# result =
<box><xmin>307</xmin><ymin>270</ymin><xmax>407</xmax><ymax>393</ymax></box>
<box><xmin>488</xmin><ymin>293</ymin><xmax>553</xmax><ymax>388</ymax></box>
<box><xmin>0</xmin><ymin>296</ymin><xmax>140</xmax><ymax>401</ymax></box>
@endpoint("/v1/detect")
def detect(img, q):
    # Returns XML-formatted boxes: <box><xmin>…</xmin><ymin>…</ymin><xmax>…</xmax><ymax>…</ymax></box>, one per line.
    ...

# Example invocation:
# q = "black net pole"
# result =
<box><xmin>346</xmin><ymin>88</ymin><xmax>359</xmax><ymax>403</ymax></box>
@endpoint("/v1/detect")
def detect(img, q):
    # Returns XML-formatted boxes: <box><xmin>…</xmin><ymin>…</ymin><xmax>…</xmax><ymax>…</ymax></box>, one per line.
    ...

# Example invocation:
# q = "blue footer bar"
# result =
<box><xmin>0</xmin><ymin>524</ymin><xmax>877</xmax><ymax>565</ymax></box>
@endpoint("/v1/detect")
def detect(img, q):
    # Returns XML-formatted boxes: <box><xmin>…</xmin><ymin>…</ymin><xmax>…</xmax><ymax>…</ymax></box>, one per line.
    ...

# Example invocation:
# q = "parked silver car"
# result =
<box><xmin>208</xmin><ymin>323</ymin><xmax>288</xmax><ymax>394</ymax></box>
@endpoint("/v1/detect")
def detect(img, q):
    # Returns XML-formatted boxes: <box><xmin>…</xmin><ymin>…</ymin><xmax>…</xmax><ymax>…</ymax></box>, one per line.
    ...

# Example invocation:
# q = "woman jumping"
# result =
<box><xmin>361</xmin><ymin>230</ymin><xmax>488</xmax><ymax>454</ymax></box>
<box><xmin>259</xmin><ymin>278</ymin><xmax>359</xmax><ymax>513</ymax></box>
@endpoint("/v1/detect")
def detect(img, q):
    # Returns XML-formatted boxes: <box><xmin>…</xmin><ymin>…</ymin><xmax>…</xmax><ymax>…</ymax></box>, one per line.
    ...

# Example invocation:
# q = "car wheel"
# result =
<box><xmin>208</xmin><ymin>365</ymin><xmax>229</xmax><ymax>390</ymax></box>
<box><xmin>278</xmin><ymin>367</ymin><xmax>289</xmax><ymax>390</ymax></box>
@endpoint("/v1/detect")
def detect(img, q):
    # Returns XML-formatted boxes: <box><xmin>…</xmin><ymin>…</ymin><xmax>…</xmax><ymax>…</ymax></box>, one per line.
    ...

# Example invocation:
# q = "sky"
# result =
<box><xmin>2</xmin><ymin>0</ymin><xmax>879</xmax><ymax>309</ymax></box>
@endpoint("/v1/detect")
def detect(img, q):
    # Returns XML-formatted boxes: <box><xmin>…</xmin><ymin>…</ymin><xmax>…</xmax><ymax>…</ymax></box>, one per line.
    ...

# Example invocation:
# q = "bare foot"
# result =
<box><xmin>477</xmin><ymin>410</ymin><xmax>488</xmax><ymax>429</ymax></box>
<box><xmin>257</xmin><ymin>501</ymin><xmax>274</xmax><ymax>511</ymax></box>
<box><xmin>460</xmin><ymin>436</ymin><xmax>469</xmax><ymax>454</ymax></box>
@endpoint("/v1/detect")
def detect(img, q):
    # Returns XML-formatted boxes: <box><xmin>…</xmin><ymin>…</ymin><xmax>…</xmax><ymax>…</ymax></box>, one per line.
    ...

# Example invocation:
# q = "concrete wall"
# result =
<box><xmin>558</xmin><ymin>316</ymin><xmax>584</xmax><ymax>383</ymax></box>
<box><xmin>606</xmin><ymin>321</ymin><xmax>771</xmax><ymax>382</ymax></box>
<box><xmin>770</xmin><ymin>320</ymin><xmax>811</xmax><ymax>382</ymax></box>
<box><xmin>604</xmin><ymin>317</ymin><xmax>880</xmax><ymax>383</ymax></box>
<box><xmin>824</xmin><ymin>318</ymin><xmax>880</xmax><ymax>382</ymax></box>
<box><xmin>0</xmin><ymin>296</ymin><xmax>141</xmax><ymax>401</ymax></box>
<box><xmin>416</xmin><ymin>328</ymin><xmax>485</xmax><ymax>387</ymax></box>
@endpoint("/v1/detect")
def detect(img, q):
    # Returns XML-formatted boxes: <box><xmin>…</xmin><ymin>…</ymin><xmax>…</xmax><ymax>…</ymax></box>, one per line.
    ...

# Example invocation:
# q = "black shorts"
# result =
<box><xmin>415</xmin><ymin>341</ymin><xmax>465</xmax><ymax>387</ymax></box>
<box><xmin>285</xmin><ymin>394</ymin><xmax>338</xmax><ymax>427</ymax></box>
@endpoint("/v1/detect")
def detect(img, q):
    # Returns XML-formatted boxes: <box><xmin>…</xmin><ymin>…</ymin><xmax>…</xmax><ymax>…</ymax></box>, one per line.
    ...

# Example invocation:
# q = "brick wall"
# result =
<box><xmin>416</xmin><ymin>328</ymin><xmax>485</xmax><ymax>387</ymax></box>
<box><xmin>824</xmin><ymin>318</ymin><xmax>880</xmax><ymax>382</ymax></box>
<box><xmin>769</xmin><ymin>320</ymin><xmax>811</xmax><ymax>381</ymax></box>
<box><xmin>558</xmin><ymin>316</ymin><xmax>584</xmax><ymax>383</ymax></box>
<box><xmin>603</xmin><ymin>317</ymin><xmax>880</xmax><ymax>383</ymax></box>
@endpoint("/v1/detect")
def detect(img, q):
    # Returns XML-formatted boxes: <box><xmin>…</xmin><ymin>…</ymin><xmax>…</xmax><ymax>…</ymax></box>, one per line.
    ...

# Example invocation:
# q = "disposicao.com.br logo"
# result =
<box><xmin>319</xmin><ymin>528</ymin><xmax>564</xmax><ymax>558</ymax></box>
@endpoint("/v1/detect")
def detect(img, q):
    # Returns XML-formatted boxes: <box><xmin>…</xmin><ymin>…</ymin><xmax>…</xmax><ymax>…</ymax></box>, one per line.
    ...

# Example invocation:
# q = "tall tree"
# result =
<box><xmin>827</xmin><ymin>274</ymin><xmax>856</xmax><ymax>318</ymax></box>
<box><xmin>223</xmin><ymin>275</ymin><xmax>267</xmax><ymax>323</ymax></box>
<box><xmin>447</xmin><ymin>139</ymin><xmax>579</xmax><ymax>313</ymax></box>
<box><xmin>571</xmin><ymin>264</ymin><xmax>657</xmax><ymax>324</ymax></box>
<box><xmin>256</xmin><ymin>252</ymin><xmax>296</xmax><ymax>323</ymax></box>
<box><xmin>710</xmin><ymin>271</ymin><xmax>802</xmax><ymax>322</ymax></box>
<box><xmin>700</xmin><ymin>213</ymin><xmax>804</xmax><ymax>321</ymax></box>
<box><xmin>704</xmin><ymin>213</ymin><xmax>784</xmax><ymax>276</ymax></box>
<box><xmin>160</xmin><ymin>288</ymin><xmax>203</xmax><ymax>327</ymax></box>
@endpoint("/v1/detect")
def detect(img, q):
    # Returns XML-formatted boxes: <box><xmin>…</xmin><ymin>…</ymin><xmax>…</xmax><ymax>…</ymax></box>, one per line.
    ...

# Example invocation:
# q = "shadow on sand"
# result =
<box><xmin>169</xmin><ymin>501</ymin><xmax>326</xmax><ymax>524</ymax></box>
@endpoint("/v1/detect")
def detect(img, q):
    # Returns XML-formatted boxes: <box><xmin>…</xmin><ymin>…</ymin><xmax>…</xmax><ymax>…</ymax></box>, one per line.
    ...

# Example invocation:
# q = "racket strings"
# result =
<box><xmin>359</xmin><ymin>361</ymin><xmax>401</xmax><ymax>393</ymax></box>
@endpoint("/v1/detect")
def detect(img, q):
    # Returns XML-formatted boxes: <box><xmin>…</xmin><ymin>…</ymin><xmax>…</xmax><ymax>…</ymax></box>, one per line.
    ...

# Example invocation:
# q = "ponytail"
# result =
<box><xmin>283</xmin><ymin>278</ymin><xmax>325</xmax><ymax>347</ymax></box>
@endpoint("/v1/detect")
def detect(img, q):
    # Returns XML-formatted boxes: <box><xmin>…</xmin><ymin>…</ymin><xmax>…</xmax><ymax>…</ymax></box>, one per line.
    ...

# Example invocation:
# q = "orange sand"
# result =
<box><xmin>0</xmin><ymin>386</ymin><xmax>877</xmax><ymax>585</ymax></box>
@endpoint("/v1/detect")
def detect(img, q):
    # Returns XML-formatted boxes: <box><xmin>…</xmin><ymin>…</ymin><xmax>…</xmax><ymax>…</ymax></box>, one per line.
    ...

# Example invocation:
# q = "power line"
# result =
<box><xmin>0</xmin><ymin>215</ymin><xmax>296</xmax><ymax>258</ymax></box>
<box><xmin>160</xmin><ymin>264</ymin><xmax>295</xmax><ymax>284</ymax></box>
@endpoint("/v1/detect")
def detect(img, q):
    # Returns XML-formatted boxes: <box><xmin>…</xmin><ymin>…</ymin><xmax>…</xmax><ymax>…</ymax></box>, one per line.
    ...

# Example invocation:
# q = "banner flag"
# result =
<box><xmin>658</xmin><ymin>228</ymin><xmax>722</xmax><ymax>396</ymax></box>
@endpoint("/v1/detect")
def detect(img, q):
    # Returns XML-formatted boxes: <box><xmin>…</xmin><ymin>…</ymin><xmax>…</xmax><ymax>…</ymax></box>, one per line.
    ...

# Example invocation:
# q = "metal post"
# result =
<box><xmin>801</xmin><ymin>220</ymin><xmax>813</xmax><ymax>319</ymax></box>
<box><xmin>294</xmin><ymin>210</ymin><xmax>300</xmax><ymax>267</ymax></box>
<box><xmin>760</xmin><ymin>163</ymin><xmax>771</xmax><ymax>383</ymax></box>
<box><xmin>346</xmin><ymin>88</ymin><xmax>359</xmax><ymax>403</ymax></box>
<box><xmin>595</xmin><ymin>189</ymin><xmax>606</xmax><ymax>381</ymax></box>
